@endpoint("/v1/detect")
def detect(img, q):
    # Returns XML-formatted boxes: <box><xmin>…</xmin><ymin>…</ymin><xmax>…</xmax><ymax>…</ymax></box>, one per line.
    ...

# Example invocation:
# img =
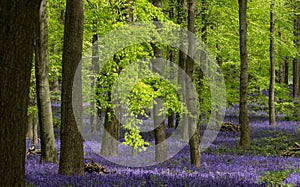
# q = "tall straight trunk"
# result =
<box><xmin>27</xmin><ymin>106</ymin><xmax>39</xmax><ymax>145</ymax></box>
<box><xmin>35</xmin><ymin>0</ymin><xmax>58</xmax><ymax>163</ymax></box>
<box><xmin>239</xmin><ymin>0</ymin><xmax>250</xmax><ymax>147</ymax></box>
<box><xmin>32</xmin><ymin>115</ymin><xmax>39</xmax><ymax>145</ymax></box>
<box><xmin>278</xmin><ymin>31</ymin><xmax>285</xmax><ymax>84</ymax></box>
<box><xmin>0</xmin><ymin>0</ymin><xmax>41</xmax><ymax>186</ymax></box>
<box><xmin>167</xmin><ymin>1</ymin><xmax>175</xmax><ymax>129</ymax></box>
<box><xmin>269</xmin><ymin>1</ymin><xmax>276</xmax><ymax>127</ymax></box>
<box><xmin>284</xmin><ymin>59</ymin><xmax>289</xmax><ymax>85</ymax></box>
<box><xmin>59</xmin><ymin>0</ymin><xmax>84</xmax><ymax>175</ymax></box>
<box><xmin>90</xmin><ymin>33</ymin><xmax>99</xmax><ymax>135</ymax></box>
<box><xmin>279</xmin><ymin>63</ymin><xmax>285</xmax><ymax>84</ymax></box>
<box><xmin>294</xmin><ymin>12</ymin><xmax>300</xmax><ymax>97</ymax></box>
<box><xmin>152</xmin><ymin>0</ymin><xmax>167</xmax><ymax>163</ymax></box>
<box><xmin>177</xmin><ymin>0</ymin><xmax>189</xmax><ymax>140</ymax></box>
<box><xmin>293</xmin><ymin>59</ymin><xmax>299</xmax><ymax>97</ymax></box>
<box><xmin>186</xmin><ymin>0</ymin><xmax>200</xmax><ymax>168</ymax></box>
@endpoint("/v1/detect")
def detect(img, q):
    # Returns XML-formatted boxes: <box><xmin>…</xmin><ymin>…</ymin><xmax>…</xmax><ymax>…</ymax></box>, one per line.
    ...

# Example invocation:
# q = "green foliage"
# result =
<box><xmin>259</xmin><ymin>170</ymin><xmax>292</xmax><ymax>186</ymax></box>
<box><xmin>27</xmin><ymin>106</ymin><xmax>38</xmax><ymax>121</ymax></box>
<box><xmin>214</xmin><ymin>131</ymin><xmax>300</xmax><ymax>157</ymax></box>
<box><xmin>41</xmin><ymin>0</ymin><xmax>299</xmax><ymax>153</ymax></box>
<box><xmin>282</xmin><ymin>98</ymin><xmax>300</xmax><ymax>121</ymax></box>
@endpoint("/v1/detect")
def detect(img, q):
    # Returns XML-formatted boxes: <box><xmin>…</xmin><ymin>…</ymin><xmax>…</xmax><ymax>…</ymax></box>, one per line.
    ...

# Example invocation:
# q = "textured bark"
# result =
<box><xmin>101</xmin><ymin>93</ymin><xmax>119</xmax><ymax>156</ymax></box>
<box><xmin>186</xmin><ymin>0</ymin><xmax>200</xmax><ymax>168</ymax></box>
<box><xmin>269</xmin><ymin>1</ymin><xmax>276</xmax><ymax>127</ymax></box>
<box><xmin>294</xmin><ymin>13</ymin><xmax>300</xmax><ymax>97</ymax></box>
<box><xmin>151</xmin><ymin>0</ymin><xmax>167</xmax><ymax>163</ymax></box>
<box><xmin>90</xmin><ymin>34</ymin><xmax>99</xmax><ymax>135</ymax></box>
<box><xmin>167</xmin><ymin>2</ymin><xmax>175</xmax><ymax>129</ymax></box>
<box><xmin>0</xmin><ymin>0</ymin><xmax>41</xmax><ymax>186</ymax></box>
<box><xmin>239</xmin><ymin>0</ymin><xmax>250</xmax><ymax>147</ymax></box>
<box><xmin>177</xmin><ymin>0</ymin><xmax>188</xmax><ymax>141</ymax></box>
<box><xmin>168</xmin><ymin>114</ymin><xmax>175</xmax><ymax>128</ymax></box>
<box><xmin>27</xmin><ymin>112</ymin><xmax>39</xmax><ymax>145</ymax></box>
<box><xmin>35</xmin><ymin>0</ymin><xmax>58</xmax><ymax>163</ymax></box>
<box><xmin>284</xmin><ymin>59</ymin><xmax>289</xmax><ymax>85</ymax></box>
<box><xmin>59</xmin><ymin>0</ymin><xmax>85</xmax><ymax>175</ymax></box>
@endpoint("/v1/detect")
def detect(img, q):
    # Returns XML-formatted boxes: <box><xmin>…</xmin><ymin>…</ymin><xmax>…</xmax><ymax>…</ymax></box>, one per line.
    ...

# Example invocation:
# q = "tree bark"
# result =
<box><xmin>35</xmin><ymin>0</ymin><xmax>58</xmax><ymax>163</ymax></box>
<box><xmin>59</xmin><ymin>0</ymin><xmax>85</xmax><ymax>175</ymax></box>
<box><xmin>101</xmin><ymin>93</ymin><xmax>119</xmax><ymax>156</ymax></box>
<box><xmin>177</xmin><ymin>0</ymin><xmax>189</xmax><ymax>141</ymax></box>
<box><xmin>151</xmin><ymin>0</ymin><xmax>168</xmax><ymax>163</ymax></box>
<box><xmin>187</xmin><ymin>0</ymin><xmax>200</xmax><ymax>168</ymax></box>
<box><xmin>90</xmin><ymin>33</ymin><xmax>99</xmax><ymax>135</ymax></box>
<box><xmin>294</xmin><ymin>12</ymin><xmax>300</xmax><ymax>97</ymax></box>
<box><xmin>0</xmin><ymin>0</ymin><xmax>41</xmax><ymax>186</ymax></box>
<box><xmin>239</xmin><ymin>0</ymin><xmax>250</xmax><ymax>147</ymax></box>
<box><xmin>269</xmin><ymin>1</ymin><xmax>276</xmax><ymax>127</ymax></box>
<box><xmin>284</xmin><ymin>59</ymin><xmax>289</xmax><ymax>85</ymax></box>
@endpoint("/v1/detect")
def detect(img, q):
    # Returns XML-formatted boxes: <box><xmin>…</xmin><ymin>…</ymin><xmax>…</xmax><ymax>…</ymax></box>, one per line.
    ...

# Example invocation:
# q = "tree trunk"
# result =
<box><xmin>269</xmin><ymin>1</ymin><xmax>276</xmax><ymax>127</ymax></box>
<box><xmin>284</xmin><ymin>58</ymin><xmax>289</xmax><ymax>85</ymax></box>
<box><xmin>101</xmin><ymin>93</ymin><xmax>119</xmax><ymax>156</ymax></box>
<box><xmin>168</xmin><ymin>114</ymin><xmax>175</xmax><ymax>128</ymax></box>
<box><xmin>151</xmin><ymin>0</ymin><xmax>167</xmax><ymax>163</ymax></box>
<box><xmin>239</xmin><ymin>0</ymin><xmax>251</xmax><ymax>147</ymax></box>
<box><xmin>177</xmin><ymin>0</ymin><xmax>189</xmax><ymax>141</ymax></box>
<box><xmin>294</xmin><ymin>12</ymin><xmax>300</xmax><ymax>97</ymax></box>
<box><xmin>90</xmin><ymin>33</ymin><xmax>99</xmax><ymax>135</ymax></box>
<box><xmin>59</xmin><ymin>0</ymin><xmax>84</xmax><ymax>175</ymax></box>
<box><xmin>279</xmin><ymin>63</ymin><xmax>285</xmax><ymax>84</ymax></box>
<box><xmin>186</xmin><ymin>0</ymin><xmax>200</xmax><ymax>168</ymax></box>
<box><xmin>35</xmin><ymin>0</ymin><xmax>58</xmax><ymax>163</ymax></box>
<box><xmin>0</xmin><ymin>0</ymin><xmax>41</xmax><ymax>186</ymax></box>
<box><xmin>32</xmin><ymin>115</ymin><xmax>39</xmax><ymax>145</ymax></box>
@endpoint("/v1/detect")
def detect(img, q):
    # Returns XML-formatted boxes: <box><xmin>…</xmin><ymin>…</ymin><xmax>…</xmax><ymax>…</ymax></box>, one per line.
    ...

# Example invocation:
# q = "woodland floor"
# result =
<box><xmin>26</xmin><ymin>107</ymin><xmax>300</xmax><ymax>186</ymax></box>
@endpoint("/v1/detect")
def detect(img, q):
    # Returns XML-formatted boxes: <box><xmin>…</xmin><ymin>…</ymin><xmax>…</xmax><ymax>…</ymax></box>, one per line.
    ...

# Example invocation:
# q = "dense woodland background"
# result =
<box><xmin>0</xmin><ymin>0</ymin><xmax>300</xmax><ymax>186</ymax></box>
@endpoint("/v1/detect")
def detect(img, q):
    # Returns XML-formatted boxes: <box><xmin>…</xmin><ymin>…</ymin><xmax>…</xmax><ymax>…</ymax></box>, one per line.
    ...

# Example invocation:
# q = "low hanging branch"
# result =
<box><xmin>281</xmin><ymin>142</ymin><xmax>300</xmax><ymax>157</ymax></box>
<box><xmin>84</xmin><ymin>158</ymin><xmax>116</xmax><ymax>174</ymax></box>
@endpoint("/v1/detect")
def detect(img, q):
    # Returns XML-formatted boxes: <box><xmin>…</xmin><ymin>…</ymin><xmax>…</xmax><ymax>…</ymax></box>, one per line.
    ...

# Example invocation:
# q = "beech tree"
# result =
<box><xmin>269</xmin><ymin>0</ymin><xmax>276</xmax><ymax>126</ymax></box>
<box><xmin>186</xmin><ymin>0</ymin><xmax>200</xmax><ymax>168</ymax></box>
<box><xmin>35</xmin><ymin>0</ymin><xmax>58</xmax><ymax>163</ymax></box>
<box><xmin>59</xmin><ymin>0</ymin><xmax>85</xmax><ymax>175</ymax></box>
<box><xmin>0</xmin><ymin>0</ymin><xmax>41</xmax><ymax>186</ymax></box>
<box><xmin>239</xmin><ymin>0</ymin><xmax>250</xmax><ymax>147</ymax></box>
<box><xmin>151</xmin><ymin>0</ymin><xmax>168</xmax><ymax>163</ymax></box>
<box><xmin>294</xmin><ymin>2</ymin><xmax>300</xmax><ymax>98</ymax></box>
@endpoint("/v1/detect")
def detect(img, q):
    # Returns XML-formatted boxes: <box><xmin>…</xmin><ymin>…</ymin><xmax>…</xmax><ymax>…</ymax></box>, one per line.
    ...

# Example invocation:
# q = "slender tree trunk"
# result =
<box><xmin>27</xmin><ymin>118</ymin><xmax>34</xmax><ymax>139</ymax></box>
<box><xmin>294</xmin><ymin>12</ymin><xmax>300</xmax><ymax>97</ymax></box>
<box><xmin>101</xmin><ymin>92</ymin><xmax>119</xmax><ymax>156</ymax></box>
<box><xmin>91</xmin><ymin>33</ymin><xmax>99</xmax><ymax>135</ymax></box>
<box><xmin>33</xmin><ymin>115</ymin><xmax>39</xmax><ymax>145</ymax></box>
<box><xmin>186</xmin><ymin>0</ymin><xmax>200</xmax><ymax>168</ymax></box>
<box><xmin>59</xmin><ymin>0</ymin><xmax>84</xmax><ymax>175</ymax></box>
<box><xmin>279</xmin><ymin>63</ymin><xmax>285</xmax><ymax>84</ymax></box>
<box><xmin>269</xmin><ymin>1</ymin><xmax>276</xmax><ymax>127</ymax></box>
<box><xmin>278</xmin><ymin>31</ymin><xmax>284</xmax><ymax>84</ymax></box>
<box><xmin>168</xmin><ymin>114</ymin><xmax>175</xmax><ymax>128</ymax></box>
<box><xmin>284</xmin><ymin>58</ymin><xmax>289</xmax><ymax>85</ymax></box>
<box><xmin>167</xmin><ymin>0</ymin><xmax>175</xmax><ymax>129</ymax></box>
<box><xmin>239</xmin><ymin>0</ymin><xmax>250</xmax><ymax>147</ymax></box>
<box><xmin>177</xmin><ymin>0</ymin><xmax>189</xmax><ymax>140</ymax></box>
<box><xmin>151</xmin><ymin>0</ymin><xmax>167</xmax><ymax>163</ymax></box>
<box><xmin>35</xmin><ymin>0</ymin><xmax>58</xmax><ymax>163</ymax></box>
<box><xmin>0</xmin><ymin>1</ymin><xmax>41</xmax><ymax>186</ymax></box>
